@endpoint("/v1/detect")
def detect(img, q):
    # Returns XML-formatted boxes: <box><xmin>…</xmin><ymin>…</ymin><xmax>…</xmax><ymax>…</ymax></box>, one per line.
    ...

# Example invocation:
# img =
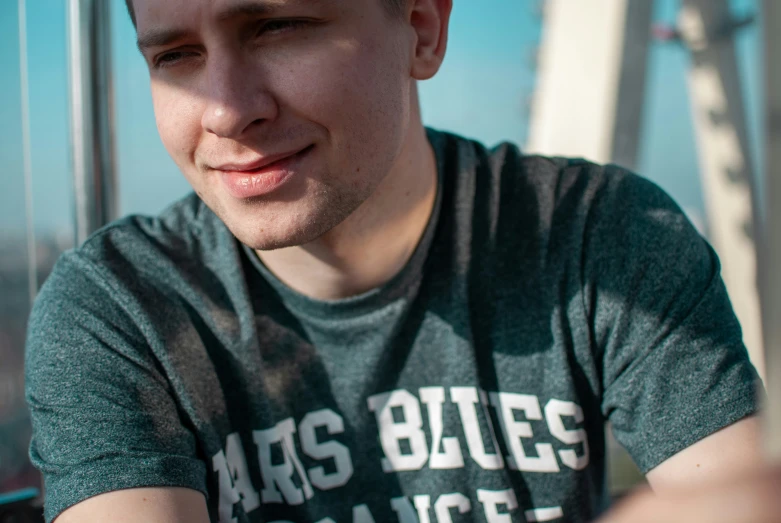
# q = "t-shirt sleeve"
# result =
<box><xmin>25</xmin><ymin>250</ymin><xmax>207</xmax><ymax>523</ymax></box>
<box><xmin>585</xmin><ymin>168</ymin><xmax>762</xmax><ymax>474</ymax></box>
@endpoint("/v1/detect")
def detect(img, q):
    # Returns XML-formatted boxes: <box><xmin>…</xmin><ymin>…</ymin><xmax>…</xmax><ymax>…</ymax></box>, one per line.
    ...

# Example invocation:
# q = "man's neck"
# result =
<box><xmin>255</xmin><ymin>122</ymin><xmax>438</xmax><ymax>301</ymax></box>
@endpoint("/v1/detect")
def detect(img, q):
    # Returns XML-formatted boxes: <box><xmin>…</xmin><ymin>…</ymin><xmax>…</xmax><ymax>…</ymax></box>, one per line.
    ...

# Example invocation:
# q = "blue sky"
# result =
<box><xmin>0</xmin><ymin>0</ymin><xmax>762</xmax><ymax>242</ymax></box>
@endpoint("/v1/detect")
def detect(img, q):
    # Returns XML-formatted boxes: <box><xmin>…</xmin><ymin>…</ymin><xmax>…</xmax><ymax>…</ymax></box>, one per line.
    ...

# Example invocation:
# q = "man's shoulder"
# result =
<box><xmin>38</xmin><ymin>192</ymin><xmax>236</xmax><ymax>308</ymax></box>
<box><xmin>430</xmin><ymin>127</ymin><xmax>641</xmax><ymax>201</ymax></box>
<box><xmin>75</xmin><ymin>192</ymin><xmax>226</xmax><ymax>266</ymax></box>
<box><xmin>430</xmin><ymin>128</ymin><xmax>662</xmax><ymax>234</ymax></box>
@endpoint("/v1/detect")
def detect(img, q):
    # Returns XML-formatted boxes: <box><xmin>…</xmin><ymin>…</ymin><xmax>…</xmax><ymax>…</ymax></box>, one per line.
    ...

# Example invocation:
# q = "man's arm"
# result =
<box><xmin>600</xmin><ymin>466</ymin><xmax>781</xmax><ymax>523</ymax></box>
<box><xmin>644</xmin><ymin>415</ymin><xmax>763</xmax><ymax>492</ymax></box>
<box><xmin>598</xmin><ymin>416</ymin><xmax>781</xmax><ymax>523</ymax></box>
<box><xmin>25</xmin><ymin>251</ymin><xmax>211</xmax><ymax>521</ymax></box>
<box><xmin>53</xmin><ymin>487</ymin><xmax>210</xmax><ymax>523</ymax></box>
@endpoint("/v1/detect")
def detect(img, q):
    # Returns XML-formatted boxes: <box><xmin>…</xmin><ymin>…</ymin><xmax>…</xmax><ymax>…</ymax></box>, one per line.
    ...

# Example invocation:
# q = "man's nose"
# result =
<box><xmin>201</xmin><ymin>57</ymin><xmax>278</xmax><ymax>139</ymax></box>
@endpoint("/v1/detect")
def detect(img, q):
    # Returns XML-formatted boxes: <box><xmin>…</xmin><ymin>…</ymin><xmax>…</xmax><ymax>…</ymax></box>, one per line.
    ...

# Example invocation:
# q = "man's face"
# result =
<box><xmin>134</xmin><ymin>0</ymin><xmax>414</xmax><ymax>249</ymax></box>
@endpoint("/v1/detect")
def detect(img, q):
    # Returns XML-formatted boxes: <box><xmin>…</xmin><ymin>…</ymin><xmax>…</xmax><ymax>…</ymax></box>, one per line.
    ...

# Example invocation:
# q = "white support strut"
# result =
<box><xmin>526</xmin><ymin>0</ymin><xmax>653</xmax><ymax>169</ymax></box>
<box><xmin>678</xmin><ymin>0</ymin><xmax>766</xmax><ymax>380</ymax></box>
<box><xmin>760</xmin><ymin>0</ymin><xmax>781</xmax><ymax>459</ymax></box>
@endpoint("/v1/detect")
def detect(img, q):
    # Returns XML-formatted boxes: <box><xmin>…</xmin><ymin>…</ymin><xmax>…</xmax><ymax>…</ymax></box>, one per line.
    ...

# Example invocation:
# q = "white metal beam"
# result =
<box><xmin>760</xmin><ymin>0</ymin><xmax>781</xmax><ymax>459</ymax></box>
<box><xmin>526</xmin><ymin>0</ymin><xmax>653</xmax><ymax>169</ymax></box>
<box><xmin>678</xmin><ymin>0</ymin><xmax>765</xmax><ymax>380</ymax></box>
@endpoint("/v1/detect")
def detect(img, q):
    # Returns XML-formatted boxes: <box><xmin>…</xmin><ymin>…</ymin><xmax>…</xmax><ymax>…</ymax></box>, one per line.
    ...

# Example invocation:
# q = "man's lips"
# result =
<box><xmin>211</xmin><ymin>145</ymin><xmax>313</xmax><ymax>199</ymax></box>
<box><xmin>212</xmin><ymin>146</ymin><xmax>310</xmax><ymax>173</ymax></box>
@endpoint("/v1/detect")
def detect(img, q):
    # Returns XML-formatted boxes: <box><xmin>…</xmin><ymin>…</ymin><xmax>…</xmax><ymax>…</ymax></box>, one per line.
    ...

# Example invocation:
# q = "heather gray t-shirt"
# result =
<box><xmin>26</xmin><ymin>129</ymin><xmax>760</xmax><ymax>523</ymax></box>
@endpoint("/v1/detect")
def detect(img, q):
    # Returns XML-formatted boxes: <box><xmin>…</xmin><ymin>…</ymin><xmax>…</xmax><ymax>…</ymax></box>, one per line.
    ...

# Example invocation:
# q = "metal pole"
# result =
<box><xmin>67</xmin><ymin>0</ymin><xmax>117</xmax><ymax>245</ymax></box>
<box><xmin>18</xmin><ymin>0</ymin><xmax>38</xmax><ymax>303</ymax></box>
<box><xmin>678</xmin><ymin>0</ymin><xmax>765</xmax><ymax>380</ymax></box>
<box><xmin>761</xmin><ymin>0</ymin><xmax>781</xmax><ymax>460</ymax></box>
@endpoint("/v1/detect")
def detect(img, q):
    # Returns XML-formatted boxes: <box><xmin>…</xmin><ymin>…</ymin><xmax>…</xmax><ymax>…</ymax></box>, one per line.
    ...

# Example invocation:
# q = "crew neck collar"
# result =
<box><xmin>243</xmin><ymin>128</ymin><xmax>446</xmax><ymax>319</ymax></box>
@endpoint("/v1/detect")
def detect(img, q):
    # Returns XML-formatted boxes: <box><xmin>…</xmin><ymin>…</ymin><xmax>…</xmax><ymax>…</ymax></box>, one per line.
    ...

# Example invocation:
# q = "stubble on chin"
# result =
<box><xmin>212</xmin><ymin>176</ymin><xmax>372</xmax><ymax>252</ymax></box>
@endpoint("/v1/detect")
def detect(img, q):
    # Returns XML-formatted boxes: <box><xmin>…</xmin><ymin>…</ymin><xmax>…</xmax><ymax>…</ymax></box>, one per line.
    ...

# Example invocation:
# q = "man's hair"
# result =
<box><xmin>124</xmin><ymin>0</ymin><xmax>405</xmax><ymax>28</ymax></box>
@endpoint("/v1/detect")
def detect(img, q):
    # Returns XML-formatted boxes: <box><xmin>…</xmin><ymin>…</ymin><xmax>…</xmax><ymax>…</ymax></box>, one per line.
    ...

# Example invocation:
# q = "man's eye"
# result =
<box><xmin>256</xmin><ymin>19</ymin><xmax>308</xmax><ymax>37</ymax></box>
<box><xmin>151</xmin><ymin>20</ymin><xmax>308</xmax><ymax>69</ymax></box>
<box><xmin>154</xmin><ymin>51</ymin><xmax>197</xmax><ymax>69</ymax></box>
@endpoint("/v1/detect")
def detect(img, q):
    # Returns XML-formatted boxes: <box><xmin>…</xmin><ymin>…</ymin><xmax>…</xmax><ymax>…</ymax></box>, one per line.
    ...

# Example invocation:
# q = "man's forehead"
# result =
<box><xmin>133</xmin><ymin>0</ymin><xmax>336</xmax><ymax>23</ymax></box>
<box><xmin>133</xmin><ymin>0</ymin><xmax>339</xmax><ymax>50</ymax></box>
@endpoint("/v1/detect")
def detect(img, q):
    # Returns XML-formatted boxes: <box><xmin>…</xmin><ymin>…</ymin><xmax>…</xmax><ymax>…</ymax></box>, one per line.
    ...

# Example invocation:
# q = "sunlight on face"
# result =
<box><xmin>133</xmin><ymin>0</ymin><xmax>414</xmax><ymax>249</ymax></box>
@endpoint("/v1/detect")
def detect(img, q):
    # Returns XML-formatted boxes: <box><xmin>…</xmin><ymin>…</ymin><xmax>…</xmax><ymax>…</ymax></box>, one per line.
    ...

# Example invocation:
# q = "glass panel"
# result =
<box><xmin>420</xmin><ymin>2</ymin><xmax>541</xmax><ymax>147</ymax></box>
<box><xmin>0</xmin><ymin>0</ymin><xmax>72</xmax><ymax>495</ymax></box>
<box><xmin>112</xmin><ymin>0</ymin><xmax>191</xmax><ymax>217</ymax></box>
<box><xmin>0</xmin><ymin>0</ymin><xmax>38</xmax><ymax>494</ymax></box>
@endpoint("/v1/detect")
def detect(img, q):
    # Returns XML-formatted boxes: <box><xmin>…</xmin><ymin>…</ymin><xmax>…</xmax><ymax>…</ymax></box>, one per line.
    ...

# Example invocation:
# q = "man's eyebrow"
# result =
<box><xmin>215</xmin><ymin>1</ymin><xmax>276</xmax><ymax>22</ymax></box>
<box><xmin>136</xmin><ymin>28</ymin><xmax>192</xmax><ymax>53</ymax></box>
<box><xmin>136</xmin><ymin>1</ymin><xmax>333</xmax><ymax>52</ymax></box>
<box><xmin>136</xmin><ymin>2</ymin><xmax>275</xmax><ymax>52</ymax></box>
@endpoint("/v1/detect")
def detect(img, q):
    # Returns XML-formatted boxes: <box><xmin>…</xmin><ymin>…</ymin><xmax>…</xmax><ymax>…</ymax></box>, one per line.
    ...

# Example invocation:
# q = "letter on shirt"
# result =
<box><xmin>253</xmin><ymin>418</ymin><xmax>314</xmax><ymax>505</ymax></box>
<box><xmin>353</xmin><ymin>504</ymin><xmax>378</xmax><ymax>523</ymax></box>
<box><xmin>299</xmin><ymin>409</ymin><xmax>355</xmax><ymax>490</ymax></box>
<box><xmin>544</xmin><ymin>398</ymin><xmax>590</xmax><ymax>470</ymax></box>
<box><xmin>212</xmin><ymin>433</ymin><xmax>260</xmax><ymax>523</ymax></box>
<box><xmin>420</xmin><ymin>387</ymin><xmax>465</xmax><ymax>469</ymax></box>
<box><xmin>477</xmin><ymin>489</ymin><xmax>518</xmax><ymax>523</ymax></box>
<box><xmin>450</xmin><ymin>387</ymin><xmax>504</xmax><ymax>470</ymax></box>
<box><xmin>390</xmin><ymin>495</ymin><xmax>432</xmax><ymax>523</ymax></box>
<box><xmin>489</xmin><ymin>392</ymin><xmax>559</xmax><ymax>473</ymax></box>
<box><xmin>367</xmin><ymin>389</ymin><xmax>429</xmax><ymax>472</ymax></box>
<box><xmin>434</xmin><ymin>493</ymin><xmax>472</xmax><ymax>523</ymax></box>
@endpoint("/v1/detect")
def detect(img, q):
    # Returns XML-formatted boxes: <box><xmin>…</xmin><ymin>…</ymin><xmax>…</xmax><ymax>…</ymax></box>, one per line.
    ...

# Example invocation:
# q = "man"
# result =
<box><xmin>24</xmin><ymin>0</ymin><xmax>767</xmax><ymax>522</ymax></box>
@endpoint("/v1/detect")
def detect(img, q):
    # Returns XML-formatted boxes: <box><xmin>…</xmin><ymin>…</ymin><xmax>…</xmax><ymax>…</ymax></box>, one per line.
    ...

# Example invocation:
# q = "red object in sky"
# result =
<box><xmin>652</xmin><ymin>24</ymin><xmax>680</xmax><ymax>42</ymax></box>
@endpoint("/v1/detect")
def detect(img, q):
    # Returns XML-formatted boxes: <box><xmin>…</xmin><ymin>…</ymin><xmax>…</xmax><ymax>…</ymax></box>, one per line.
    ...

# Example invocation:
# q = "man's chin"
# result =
<box><xmin>233</xmin><ymin>229</ymin><xmax>315</xmax><ymax>252</ymax></box>
<box><xmin>208</xmin><ymin>185</ymin><xmax>369</xmax><ymax>252</ymax></box>
<box><xmin>242</xmin><ymin>237</ymin><xmax>306</xmax><ymax>252</ymax></box>
<box><xmin>204</xmin><ymin>197</ymin><xmax>322</xmax><ymax>251</ymax></box>
<box><xmin>226</xmin><ymin>215</ymin><xmax>341</xmax><ymax>252</ymax></box>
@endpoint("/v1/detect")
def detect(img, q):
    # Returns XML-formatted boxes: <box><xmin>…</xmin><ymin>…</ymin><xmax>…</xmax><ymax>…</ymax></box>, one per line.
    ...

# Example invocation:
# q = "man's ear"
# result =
<box><xmin>407</xmin><ymin>0</ymin><xmax>453</xmax><ymax>80</ymax></box>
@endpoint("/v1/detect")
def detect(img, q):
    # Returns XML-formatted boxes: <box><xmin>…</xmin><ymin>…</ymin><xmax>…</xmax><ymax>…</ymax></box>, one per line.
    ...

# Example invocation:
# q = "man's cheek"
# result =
<box><xmin>153</xmin><ymin>96</ymin><xmax>200</xmax><ymax>159</ymax></box>
<box><xmin>275</xmin><ymin>47</ymin><xmax>370</xmax><ymax>114</ymax></box>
